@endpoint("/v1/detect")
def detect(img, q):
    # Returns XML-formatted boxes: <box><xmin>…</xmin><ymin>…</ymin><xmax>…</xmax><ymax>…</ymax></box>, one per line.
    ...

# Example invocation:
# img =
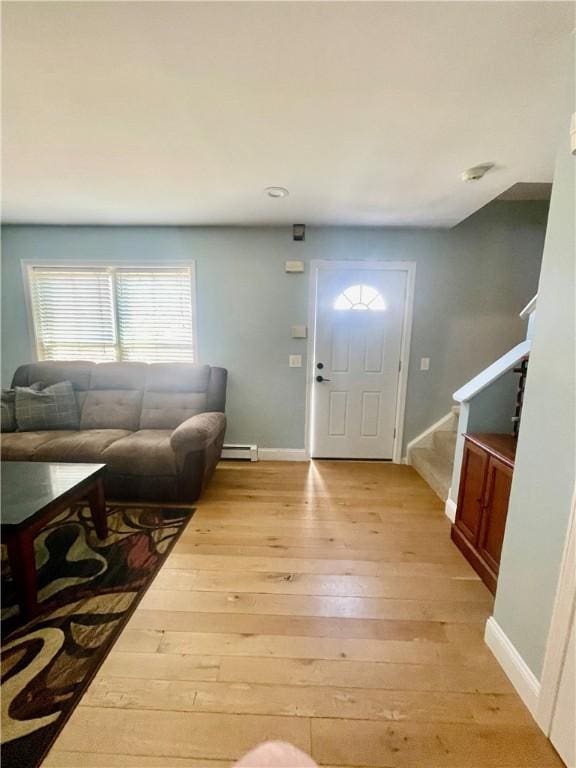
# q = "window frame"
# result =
<box><xmin>22</xmin><ymin>260</ymin><xmax>199</xmax><ymax>365</ymax></box>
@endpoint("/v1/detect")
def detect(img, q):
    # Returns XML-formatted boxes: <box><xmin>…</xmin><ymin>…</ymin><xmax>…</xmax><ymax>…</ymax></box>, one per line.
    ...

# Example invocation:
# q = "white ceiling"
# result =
<box><xmin>2</xmin><ymin>1</ymin><xmax>573</xmax><ymax>227</ymax></box>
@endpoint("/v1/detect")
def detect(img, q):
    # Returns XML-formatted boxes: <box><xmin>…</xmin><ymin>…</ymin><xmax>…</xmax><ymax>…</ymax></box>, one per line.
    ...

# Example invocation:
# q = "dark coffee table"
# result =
<box><xmin>1</xmin><ymin>461</ymin><xmax>107</xmax><ymax>619</ymax></box>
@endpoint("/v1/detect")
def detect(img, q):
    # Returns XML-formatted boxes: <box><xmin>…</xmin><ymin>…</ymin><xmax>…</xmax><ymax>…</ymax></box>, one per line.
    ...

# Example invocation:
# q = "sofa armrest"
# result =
<box><xmin>170</xmin><ymin>412</ymin><xmax>226</xmax><ymax>456</ymax></box>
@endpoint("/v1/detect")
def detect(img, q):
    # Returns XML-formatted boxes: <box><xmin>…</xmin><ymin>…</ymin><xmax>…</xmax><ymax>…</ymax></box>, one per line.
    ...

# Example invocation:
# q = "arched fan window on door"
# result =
<box><xmin>333</xmin><ymin>284</ymin><xmax>386</xmax><ymax>311</ymax></box>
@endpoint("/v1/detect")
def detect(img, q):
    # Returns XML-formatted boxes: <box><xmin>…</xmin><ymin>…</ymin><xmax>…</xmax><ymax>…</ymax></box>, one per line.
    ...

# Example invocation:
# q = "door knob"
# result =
<box><xmin>316</xmin><ymin>375</ymin><xmax>331</xmax><ymax>383</ymax></box>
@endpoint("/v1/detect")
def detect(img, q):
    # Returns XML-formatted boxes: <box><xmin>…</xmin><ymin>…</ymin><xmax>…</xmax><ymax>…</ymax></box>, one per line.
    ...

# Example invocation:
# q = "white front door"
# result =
<box><xmin>309</xmin><ymin>264</ymin><xmax>410</xmax><ymax>459</ymax></box>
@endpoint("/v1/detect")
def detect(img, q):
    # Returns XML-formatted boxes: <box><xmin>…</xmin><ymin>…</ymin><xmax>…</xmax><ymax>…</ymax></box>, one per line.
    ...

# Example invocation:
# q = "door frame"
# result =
<box><xmin>305</xmin><ymin>259</ymin><xmax>416</xmax><ymax>463</ymax></box>
<box><xmin>536</xmin><ymin>485</ymin><xmax>576</xmax><ymax>734</ymax></box>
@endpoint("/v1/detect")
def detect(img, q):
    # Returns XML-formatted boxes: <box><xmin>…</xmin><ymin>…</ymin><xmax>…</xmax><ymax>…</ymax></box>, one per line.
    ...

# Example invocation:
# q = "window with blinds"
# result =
<box><xmin>27</xmin><ymin>265</ymin><xmax>196</xmax><ymax>364</ymax></box>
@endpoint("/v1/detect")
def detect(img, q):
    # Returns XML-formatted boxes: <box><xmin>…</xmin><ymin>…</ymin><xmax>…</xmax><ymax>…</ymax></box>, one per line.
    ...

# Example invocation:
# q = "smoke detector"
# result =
<box><xmin>265</xmin><ymin>186</ymin><xmax>289</xmax><ymax>198</ymax></box>
<box><xmin>461</xmin><ymin>163</ymin><xmax>495</xmax><ymax>183</ymax></box>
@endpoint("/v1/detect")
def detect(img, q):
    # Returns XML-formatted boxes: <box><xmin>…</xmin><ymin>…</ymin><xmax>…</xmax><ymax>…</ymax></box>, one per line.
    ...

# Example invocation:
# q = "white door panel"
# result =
<box><xmin>310</xmin><ymin>266</ymin><xmax>408</xmax><ymax>459</ymax></box>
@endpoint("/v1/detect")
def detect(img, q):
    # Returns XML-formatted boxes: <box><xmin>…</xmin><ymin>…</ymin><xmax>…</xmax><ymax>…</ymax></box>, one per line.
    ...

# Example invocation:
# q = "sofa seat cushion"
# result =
<box><xmin>0</xmin><ymin>431</ymin><xmax>78</xmax><ymax>460</ymax></box>
<box><xmin>32</xmin><ymin>429</ymin><xmax>132</xmax><ymax>462</ymax></box>
<box><xmin>101</xmin><ymin>430</ymin><xmax>177</xmax><ymax>476</ymax></box>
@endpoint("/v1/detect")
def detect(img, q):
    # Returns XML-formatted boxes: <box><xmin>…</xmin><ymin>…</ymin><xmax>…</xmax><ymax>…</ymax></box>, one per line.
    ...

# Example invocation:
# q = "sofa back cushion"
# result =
<box><xmin>80</xmin><ymin>363</ymin><xmax>146</xmax><ymax>430</ymax></box>
<box><xmin>140</xmin><ymin>364</ymin><xmax>209</xmax><ymax>429</ymax></box>
<box><xmin>11</xmin><ymin>361</ymin><xmax>227</xmax><ymax>431</ymax></box>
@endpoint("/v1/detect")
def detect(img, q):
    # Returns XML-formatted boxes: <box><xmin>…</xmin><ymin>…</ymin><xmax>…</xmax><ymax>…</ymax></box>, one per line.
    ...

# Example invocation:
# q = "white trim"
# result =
<box><xmin>445</xmin><ymin>496</ymin><xmax>457</xmax><ymax>523</ymax></box>
<box><xmin>453</xmin><ymin>340</ymin><xmax>531</xmax><ymax>403</ymax></box>
<box><xmin>537</xmin><ymin>487</ymin><xmax>576</xmax><ymax>733</ymax></box>
<box><xmin>519</xmin><ymin>294</ymin><xmax>538</xmax><ymax>318</ymax></box>
<box><xmin>21</xmin><ymin>261</ymin><xmax>40</xmax><ymax>362</ymax></box>
<box><xmin>20</xmin><ymin>259</ymin><xmax>199</xmax><ymax>364</ymax></box>
<box><xmin>484</xmin><ymin>616</ymin><xmax>541</xmax><ymax>717</ymax></box>
<box><xmin>406</xmin><ymin>410</ymin><xmax>456</xmax><ymax>457</ymax></box>
<box><xmin>221</xmin><ymin>444</ymin><xmax>258</xmax><ymax>461</ymax></box>
<box><xmin>305</xmin><ymin>259</ymin><xmax>416</xmax><ymax>464</ymax></box>
<box><xmin>258</xmin><ymin>448</ymin><xmax>309</xmax><ymax>462</ymax></box>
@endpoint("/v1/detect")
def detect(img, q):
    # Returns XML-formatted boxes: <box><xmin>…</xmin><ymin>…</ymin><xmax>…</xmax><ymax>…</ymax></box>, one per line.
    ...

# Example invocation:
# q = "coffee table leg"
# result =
<box><xmin>7</xmin><ymin>530</ymin><xmax>38</xmax><ymax>620</ymax></box>
<box><xmin>87</xmin><ymin>478</ymin><xmax>108</xmax><ymax>539</ymax></box>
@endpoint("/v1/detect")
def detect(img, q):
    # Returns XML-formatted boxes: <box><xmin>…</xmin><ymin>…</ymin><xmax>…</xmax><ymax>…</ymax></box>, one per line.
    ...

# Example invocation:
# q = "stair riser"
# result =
<box><xmin>410</xmin><ymin>450</ymin><xmax>452</xmax><ymax>502</ymax></box>
<box><xmin>432</xmin><ymin>433</ymin><xmax>457</xmax><ymax>462</ymax></box>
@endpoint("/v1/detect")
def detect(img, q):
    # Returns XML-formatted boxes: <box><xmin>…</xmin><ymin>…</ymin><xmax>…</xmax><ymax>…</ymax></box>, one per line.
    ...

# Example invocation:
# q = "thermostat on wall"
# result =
<box><xmin>285</xmin><ymin>260</ymin><xmax>305</xmax><ymax>273</ymax></box>
<box><xmin>291</xmin><ymin>325</ymin><xmax>307</xmax><ymax>339</ymax></box>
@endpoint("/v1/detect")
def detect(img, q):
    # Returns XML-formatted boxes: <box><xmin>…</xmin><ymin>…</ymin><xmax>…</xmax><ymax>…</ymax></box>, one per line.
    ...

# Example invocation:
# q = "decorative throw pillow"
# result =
<box><xmin>1</xmin><ymin>389</ymin><xmax>16</xmax><ymax>432</ymax></box>
<box><xmin>15</xmin><ymin>380</ymin><xmax>80</xmax><ymax>431</ymax></box>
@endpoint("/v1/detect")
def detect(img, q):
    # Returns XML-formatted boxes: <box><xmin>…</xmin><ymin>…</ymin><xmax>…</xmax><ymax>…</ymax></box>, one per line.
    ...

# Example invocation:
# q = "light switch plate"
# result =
<box><xmin>289</xmin><ymin>354</ymin><xmax>303</xmax><ymax>368</ymax></box>
<box><xmin>291</xmin><ymin>325</ymin><xmax>307</xmax><ymax>338</ymax></box>
<box><xmin>420</xmin><ymin>357</ymin><xmax>430</xmax><ymax>371</ymax></box>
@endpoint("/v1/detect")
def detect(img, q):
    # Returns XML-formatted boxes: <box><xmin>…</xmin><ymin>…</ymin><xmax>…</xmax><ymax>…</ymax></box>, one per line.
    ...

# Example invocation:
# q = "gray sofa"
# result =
<box><xmin>1</xmin><ymin>361</ymin><xmax>227</xmax><ymax>502</ymax></box>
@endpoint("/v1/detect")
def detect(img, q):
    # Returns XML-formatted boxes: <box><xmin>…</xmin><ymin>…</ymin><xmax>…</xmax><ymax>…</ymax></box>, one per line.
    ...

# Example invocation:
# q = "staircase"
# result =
<box><xmin>409</xmin><ymin>407</ymin><xmax>458</xmax><ymax>502</ymax></box>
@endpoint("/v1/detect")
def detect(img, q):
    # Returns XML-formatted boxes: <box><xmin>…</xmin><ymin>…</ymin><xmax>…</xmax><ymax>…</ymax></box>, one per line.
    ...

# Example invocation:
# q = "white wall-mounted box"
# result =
<box><xmin>291</xmin><ymin>325</ymin><xmax>307</xmax><ymax>338</ymax></box>
<box><xmin>285</xmin><ymin>260</ymin><xmax>305</xmax><ymax>273</ymax></box>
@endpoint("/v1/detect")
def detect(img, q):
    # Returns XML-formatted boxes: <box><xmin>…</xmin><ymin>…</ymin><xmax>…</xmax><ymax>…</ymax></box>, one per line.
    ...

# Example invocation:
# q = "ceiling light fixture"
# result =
<box><xmin>265</xmin><ymin>186</ymin><xmax>289</xmax><ymax>198</ymax></box>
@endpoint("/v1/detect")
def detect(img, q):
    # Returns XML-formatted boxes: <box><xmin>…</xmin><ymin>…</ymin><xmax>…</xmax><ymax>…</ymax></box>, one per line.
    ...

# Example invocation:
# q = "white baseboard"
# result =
<box><xmin>445</xmin><ymin>496</ymin><xmax>457</xmax><ymax>523</ymax></box>
<box><xmin>258</xmin><ymin>448</ymin><xmax>309</xmax><ymax>462</ymax></box>
<box><xmin>484</xmin><ymin>616</ymin><xmax>541</xmax><ymax>718</ymax></box>
<box><xmin>221</xmin><ymin>444</ymin><xmax>258</xmax><ymax>461</ymax></box>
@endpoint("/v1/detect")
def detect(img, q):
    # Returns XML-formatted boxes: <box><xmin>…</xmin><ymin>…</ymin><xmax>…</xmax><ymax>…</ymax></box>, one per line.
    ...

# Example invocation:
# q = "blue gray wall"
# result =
<box><xmin>494</xmin><ymin>142</ymin><xmax>575</xmax><ymax>677</ymax></box>
<box><xmin>1</xmin><ymin>199</ymin><xmax>547</xmax><ymax>451</ymax></box>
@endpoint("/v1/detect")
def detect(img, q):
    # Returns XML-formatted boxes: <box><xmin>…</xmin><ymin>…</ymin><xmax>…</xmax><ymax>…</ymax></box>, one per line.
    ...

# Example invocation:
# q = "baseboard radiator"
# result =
<box><xmin>221</xmin><ymin>444</ymin><xmax>258</xmax><ymax>461</ymax></box>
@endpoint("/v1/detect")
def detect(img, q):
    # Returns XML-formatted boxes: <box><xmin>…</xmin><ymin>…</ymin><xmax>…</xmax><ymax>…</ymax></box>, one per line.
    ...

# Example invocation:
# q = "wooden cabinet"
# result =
<box><xmin>451</xmin><ymin>433</ymin><xmax>516</xmax><ymax>594</ymax></box>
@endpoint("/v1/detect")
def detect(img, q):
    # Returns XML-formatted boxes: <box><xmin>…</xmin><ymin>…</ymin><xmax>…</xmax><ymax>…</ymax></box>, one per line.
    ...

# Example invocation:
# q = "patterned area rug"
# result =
<box><xmin>1</xmin><ymin>503</ymin><xmax>194</xmax><ymax>768</ymax></box>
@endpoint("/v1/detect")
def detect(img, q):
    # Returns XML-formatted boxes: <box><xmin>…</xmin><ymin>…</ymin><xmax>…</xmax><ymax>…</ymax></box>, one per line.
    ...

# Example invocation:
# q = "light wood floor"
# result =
<box><xmin>44</xmin><ymin>461</ymin><xmax>562</xmax><ymax>768</ymax></box>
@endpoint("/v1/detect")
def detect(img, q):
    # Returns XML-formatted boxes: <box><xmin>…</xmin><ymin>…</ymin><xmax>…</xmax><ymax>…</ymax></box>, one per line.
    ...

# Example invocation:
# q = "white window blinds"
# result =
<box><xmin>116</xmin><ymin>269</ymin><xmax>195</xmax><ymax>363</ymax></box>
<box><xmin>28</xmin><ymin>265</ymin><xmax>195</xmax><ymax>364</ymax></box>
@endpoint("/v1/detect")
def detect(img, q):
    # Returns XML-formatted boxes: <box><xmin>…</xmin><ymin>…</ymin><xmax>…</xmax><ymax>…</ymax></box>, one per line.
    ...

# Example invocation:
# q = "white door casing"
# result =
<box><xmin>537</xmin><ymin>487</ymin><xmax>576</xmax><ymax>768</ymax></box>
<box><xmin>549</xmin><ymin>616</ymin><xmax>575</xmax><ymax>767</ymax></box>
<box><xmin>307</xmin><ymin>261</ymin><xmax>415</xmax><ymax>461</ymax></box>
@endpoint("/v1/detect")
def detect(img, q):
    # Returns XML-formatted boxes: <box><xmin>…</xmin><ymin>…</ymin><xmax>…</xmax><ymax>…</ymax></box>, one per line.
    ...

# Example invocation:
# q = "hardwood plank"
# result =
<box><xmin>139</xmin><ymin>589</ymin><xmax>492</xmax><ymax>624</ymax></box>
<box><xmin>112</xmin><ymin>629</ymin><xmax>163</xmax><ymax>654</ymax></box>
<box><xmin>54</xmin><ymin>707</ymin><xmax>311</xmax><ymax>761</ymax></box>
<box><xmin>82</xmin><ymin>677</ymin><xmax>533</xmax><ymax>727</ymax></box>
<box><xmin>218</xmin><ymin>656</ymin><xmax>514</xmax><ymax>695</ymax></box>
<box><xmin>165</xmin><ymin>552</ymin><xmax>474</xmax><ymax>577</ymax></box>
<box><xmin>151</xmin><ymin>567</ymin><xmax>490</xmax><ymax>602</ymax></box>
<box><xmin>193</xmin><ymin>511</ymin><xmax>448</xmax><ymax>531</ymax></box>
<box><xmin>126</xmin><ymin>609</ymin><xmax>449</xmax><ymax>642</ymax></box>
<box><xmin>310</xmin><ymin>718</ymin><xmax>563</xmax><ymax>767</ymax></box>
<box><xmin>180</xmin><ymin>522</ymin><xmax>452</xmax><ymax>550</ymax></box>
<box><xmin>99</xmin><ymin>652</ymin><xmax>221</xmax><ymax>682</ymax></box>
<box><xmin>173</xmin><ymin>541</ymin><xmax>465</xmax><ymax>564</ymax></box>
<box><xmin>157</xmin><ymin>630</ymin><xmax>491</xmax><ymax>665</ymax></box>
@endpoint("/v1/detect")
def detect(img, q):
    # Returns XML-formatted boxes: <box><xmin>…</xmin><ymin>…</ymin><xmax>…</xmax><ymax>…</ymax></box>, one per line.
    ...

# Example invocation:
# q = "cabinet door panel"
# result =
<box><xmin>456</xmin><ymin>441</ymin><xmax>489</xmax><ymax>545</ymax></box>
<box><xmin>478</xmin><ymin>456</ymin><xmax>513</xmax><ymax>574</ymax></box>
